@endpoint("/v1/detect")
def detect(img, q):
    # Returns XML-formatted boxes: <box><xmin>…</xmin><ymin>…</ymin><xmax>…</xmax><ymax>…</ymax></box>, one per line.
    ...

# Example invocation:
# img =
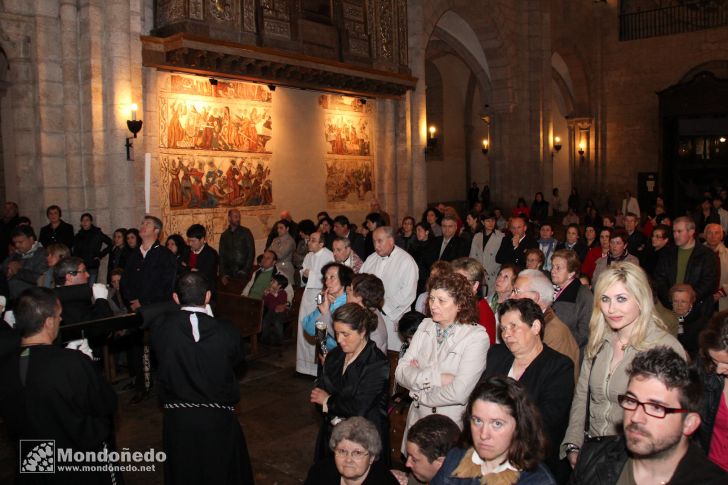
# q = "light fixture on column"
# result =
<box><xmin>578</xmin><ymin>142</ymin><xmax>585</xmax><ymax>162</ymax></box>
<box><xmin>425</xmin><ymin>125</ymin><xmax>438</xmax><ymax>153</ymax></box>
<box><xmin>552</xmin><ymin>136</ymin><xmax>562</xmax><ymax>159</ymax></box>
<box><xmin>125</xmin><ymin>103</ymin><xmax>143</xmax><ymax>161</ymax></box>
<box><xmin>481</xmin><ymin>138</ymin><xmax>489</xmax><ymax>155</ymax></box>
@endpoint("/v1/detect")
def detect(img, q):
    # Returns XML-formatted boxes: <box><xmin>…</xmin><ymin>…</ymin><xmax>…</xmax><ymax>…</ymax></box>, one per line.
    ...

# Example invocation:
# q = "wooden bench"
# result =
<box><xmin>215</xmin><ymin>291</ymin><xmax>264</xmax><ymax>357</ymax></box>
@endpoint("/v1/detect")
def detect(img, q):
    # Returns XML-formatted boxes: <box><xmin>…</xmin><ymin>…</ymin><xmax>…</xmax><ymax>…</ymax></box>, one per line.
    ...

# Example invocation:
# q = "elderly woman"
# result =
<box><xmin>487</xmin><ymin>263</ymin><xmax>520</xmax><ymax>335</ymax></box>
<box><xmin>670</xmin><ymin>283</ymin><xmax>706</xmax><ymax>358</ymax></box>
<box><xmin>304</xmin><ymin>416</ymin><xmax>398</xmax><ymax>485</ymax></box>
<box><xmin>309</xmin><ymin>305</ymin><xmax>390</xmax><ymax>464</ymax></box>
<box><xmin>348</xmin><ymin>273</ymin><xmax>388</xmax><ymax>354</ymax></box>
<box><xmin>561</xmin><ymin>262</ymin><xmax>685</xmax><ymax>468</ymax></box>
<box><xmin>395</xmin><ymin>273</ymin><xmax>490</xmax><ymax>451</ymax></box>
<box><xmin>432</xmin><ymin>376</ymin><xmax>555</xmax><ymax>484</ymax></box>
<box><xmin>303</xmin><ymin>262</ymin><xmax>355</xmax><ymax>351</ymax></box>
<box><xmin>481</xmin><ymin>299</ymin><xmax>574</xmax><ymax>481</ymax></box>
<box><xmin>551</xmin><ymin>249</ymin><xmax>593</xmax><ymax>354</ymax></box>
<box><xmin>697</xmin><ymin>311</ymin><xmax>728</xmax><ymax>471</ymax></box>
<box><xmin>591</xmin><ymin>228</ymin><xmax>639</xmax><ymax>284</ymax></box>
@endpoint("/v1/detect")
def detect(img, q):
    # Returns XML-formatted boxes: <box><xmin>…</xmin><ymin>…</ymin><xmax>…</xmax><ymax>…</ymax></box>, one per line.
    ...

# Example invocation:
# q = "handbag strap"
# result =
<box><xmin>584</xmin><ymin>342</ymin><xmax>606</xmax><ymax>437</ymax></box>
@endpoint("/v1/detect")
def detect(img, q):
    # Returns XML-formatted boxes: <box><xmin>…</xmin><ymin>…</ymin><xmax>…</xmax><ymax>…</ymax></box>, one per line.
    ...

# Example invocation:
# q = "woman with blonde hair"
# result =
<box><xmin>560</xmin><ymin>262</ymin><xmax>686</xmax><ymax>468</ymax></box>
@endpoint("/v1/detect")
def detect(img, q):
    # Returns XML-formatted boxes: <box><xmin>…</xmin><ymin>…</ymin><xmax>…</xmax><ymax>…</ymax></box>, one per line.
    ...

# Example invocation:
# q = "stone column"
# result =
<box><xmin>407</xmin><ymin>0</ymin><xmax>427</xmax><ymax>216</ymax></box>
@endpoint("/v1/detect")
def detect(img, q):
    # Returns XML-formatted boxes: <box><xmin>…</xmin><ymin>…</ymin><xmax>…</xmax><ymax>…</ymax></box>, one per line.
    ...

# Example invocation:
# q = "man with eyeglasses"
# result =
<box><xmin>643</xmin><ymin>223</ymin><xmax>671</xmax><ymax>274</ymax></box>
<box><xmin>53</xmin><ymin>256</ymin><xmax>113</xmax><ymax>325</ymax></box>
<box><xmin>571</xmin><ymin>346</ymin><xmax>727</xmax><ymax>484</ymax></box>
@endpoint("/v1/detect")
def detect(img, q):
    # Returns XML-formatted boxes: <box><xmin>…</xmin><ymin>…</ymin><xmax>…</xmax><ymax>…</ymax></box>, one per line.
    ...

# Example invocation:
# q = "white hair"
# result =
<box><xmin>518</xmin><ymin>269</ymin><xmax>554</xmax><ymax>306</ymax></box>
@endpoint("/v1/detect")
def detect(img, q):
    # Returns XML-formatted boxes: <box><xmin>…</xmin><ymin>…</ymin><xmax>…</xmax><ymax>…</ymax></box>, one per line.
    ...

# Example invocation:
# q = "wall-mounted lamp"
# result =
<box><xmin>553</xmin><ymin>136</ymin><xmax>562</xmax><ymax>152</ymax></box>
<box><xmin>578</xmin><ymin>142</ymin><xmax>585</xmax><ymax>161</ymax></box>
<box><xmin>426</xmin><ymin>125</ymin><xmax>438</xmax><ymax>153</ymax></box>
<box><xmin>209</xmin><ymin>78</ymin><xmax>218</xmax><ymax>86</ymax></box>
<box><xmin>268</xmin><ymin>84</ymin><xmax>277</xmax><ymax>91</ymax></box>
<box><xmin>125</xmin><ymin>103</ymin><xmax>143</xmax><ymax>161</ymax></box>
<box><xmin>720</xmin><ymin>136</ymin><xmax>726</xmax><ymax>143</ymax></box>
<box><xmin>481</xmin><ymin>138</ymin><xmax>489</xmax><ymax>155</ymax></box>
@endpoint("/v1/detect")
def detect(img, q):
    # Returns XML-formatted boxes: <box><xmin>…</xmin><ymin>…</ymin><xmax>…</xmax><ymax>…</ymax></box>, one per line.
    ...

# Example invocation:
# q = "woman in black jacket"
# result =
<box><xmin>72</xmin><ymin>213</ymin><xmax>112</xmax><ymax>284</ymax></box>
<box><xmin>309</xmin><ymin>303</ymin><xmax>389</xmax><ymax>464</ymax></box>
<box><xmin>480</xmin><ymin>298</ymin><xmax>574</xmax><ymax>481</ymax></box>
<box><xmin>408</xmin><ymin>222</ymin><xmax>438</xmax><ymax>294</ymax></box>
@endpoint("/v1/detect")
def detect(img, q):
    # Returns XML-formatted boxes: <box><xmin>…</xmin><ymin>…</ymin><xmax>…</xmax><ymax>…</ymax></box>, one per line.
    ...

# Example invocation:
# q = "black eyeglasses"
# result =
<box><xmin>617</xmin><ymin>394</ymin><xmax>690</xmax><ymax>419</ymax></box>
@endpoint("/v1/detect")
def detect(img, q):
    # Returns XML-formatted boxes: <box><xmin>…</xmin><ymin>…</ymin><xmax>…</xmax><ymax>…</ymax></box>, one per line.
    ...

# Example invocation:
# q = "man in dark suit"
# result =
<box><xmin>496</xmin><ymin>216</ymin><xmax>538</xmax><ymax>268</ymax></box>
<box><xmin>121</xmin><ymin>215</ymin><xmax>177</xmax><ymax>403</ymax></box>
<box><xmin>333</xmin><ymin>215</ymin><xmax>366</xmax><ymax>259</ymax></box>
<box><xmin>654</xmin><ymin>216</ymin><xmax>719</xmax><ymax>319</ymax></box>
<box><xmin>434</xmin><ymin>215</ymin><xmax>469</xmax><ymax>262</ymax></box>
<box><xmin>624</xmin><ymin>212</ymin><xmax>647</xmax><ymax>265</ymax></box>
<box><xmin>185</xmin><ymin>223</ymin><xmax>219</xmax><ymax>296</ymax></box>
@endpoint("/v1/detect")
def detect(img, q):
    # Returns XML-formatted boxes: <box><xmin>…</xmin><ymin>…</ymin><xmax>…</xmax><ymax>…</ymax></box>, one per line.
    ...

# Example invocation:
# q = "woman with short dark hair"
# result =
<box><xmin>348</xmin><ymin>273</ymin><xmax>388</xmax><ymax>354</ymax></box>
<box><xmin>309</xmin><ymin>304</ymin><xmax>390</xmax><ymax>464</ymax></box>
<box><xmin>432</xmin><ymin>376</ymin><xmax>555</xmax><ymax>484</ymax></box>
<box><xmin>591</xmin><ymin>227</ymin><xmax>639</xmax><ymax>284</ymax></box>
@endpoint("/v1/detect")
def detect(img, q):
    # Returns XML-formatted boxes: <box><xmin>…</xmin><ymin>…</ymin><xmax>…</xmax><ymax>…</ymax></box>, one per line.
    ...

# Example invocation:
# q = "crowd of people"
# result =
<box><xmin>0</xmin><ymin>184</ymin><xmax>726</xmax><ymax>484</ymax></box>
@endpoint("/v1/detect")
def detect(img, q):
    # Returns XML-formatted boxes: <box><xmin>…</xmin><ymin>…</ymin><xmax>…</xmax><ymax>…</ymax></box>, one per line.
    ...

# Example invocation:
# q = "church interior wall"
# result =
<box><xmin>143</xmin><ymin>71</ymin><xmax>381</xmax><ymax>252</ymax></box>
<box><xmin>426</xmin><ymin>54</ymin><xmax>471</xmax><ymax>204</ymax></box>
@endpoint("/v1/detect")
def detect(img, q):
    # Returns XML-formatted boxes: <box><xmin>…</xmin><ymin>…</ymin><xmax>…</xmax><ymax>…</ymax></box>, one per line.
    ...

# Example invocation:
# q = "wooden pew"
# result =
<box><xmin>215</xmin><ymin>291</ymin><xmax>264</xmax><ymax>357</ymax></box>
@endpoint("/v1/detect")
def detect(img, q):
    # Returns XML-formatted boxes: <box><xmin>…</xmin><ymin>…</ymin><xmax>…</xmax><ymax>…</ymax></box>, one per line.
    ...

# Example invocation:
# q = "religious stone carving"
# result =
<box><xmin>157</xmin><ymin>0</ymin><xmax>186</xmax><ymax>26</ymax></box>
<box><xmin>242</xmin><ymin>0</ymin><xmax>257</xmax><ymax>32</ymax></box>
<box><xmin>378</xmin><ymin>0</ymin><xmax>393</xmax><ymax>60</ymax></box>
<box><xmin>397</xmin><ymin>0</ymin><xmax>407</xmax><ymax>66</ymax></box>
<box><xmin>190</xmin><ymin>0</ymin><xmax>204</xmax><ymax>20</ymax></box>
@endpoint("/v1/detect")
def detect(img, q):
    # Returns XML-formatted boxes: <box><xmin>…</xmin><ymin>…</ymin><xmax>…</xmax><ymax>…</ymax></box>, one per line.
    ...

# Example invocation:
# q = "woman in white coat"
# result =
<box><xmin>395</xmin><ymin>272</ymin><xmax>490</xmax><ymax>452</ymax></box>
<box><xmin>469</xmin><ymin>212</ymin><xmax>504</xmax><ymax>296</ymax></box>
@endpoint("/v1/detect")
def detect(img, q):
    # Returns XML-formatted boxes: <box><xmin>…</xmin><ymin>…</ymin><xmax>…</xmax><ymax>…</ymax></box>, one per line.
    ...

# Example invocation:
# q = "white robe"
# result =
<box><xmin>295</xmin><ymin>247</ymin><xmax>334</xmax><ymax>376</ymax></box>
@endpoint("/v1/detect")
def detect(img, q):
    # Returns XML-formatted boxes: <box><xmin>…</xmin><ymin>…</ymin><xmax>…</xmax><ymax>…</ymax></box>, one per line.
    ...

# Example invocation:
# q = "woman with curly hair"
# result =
<box><xmin>395</xmin><ymin>272</ymin><xmax>490</xmax><ymax>452</ymax></box>
<box><xmin>432</xmin><ymin>376</ymin><xmax>555</xmax><ymax>484</ymax></box>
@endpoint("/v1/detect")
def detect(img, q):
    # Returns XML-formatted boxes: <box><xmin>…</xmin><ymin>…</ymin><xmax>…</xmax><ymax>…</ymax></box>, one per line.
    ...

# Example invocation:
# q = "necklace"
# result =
<box><xmin>616</xmin><ymin>335</ymin><xmax>629</xmax><ymax>352</ymax></box>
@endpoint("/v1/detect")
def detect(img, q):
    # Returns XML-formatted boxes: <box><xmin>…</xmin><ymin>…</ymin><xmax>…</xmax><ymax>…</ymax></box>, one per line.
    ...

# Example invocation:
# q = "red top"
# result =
<box><xmin>478</xmin><ymin>298</ymin><xmax>497</xmax><ymax>345</ymax></box>
<box><xmin>262</xmin><ymin>290</ymin><xmax>288</xmax><ymax>312</ymax></box>
<box><xmin>709</xmin><ymin>391</ymin><xmax>728</xmax><ymax>471</ymax></box>
<box><xmin>581</xmin><ymin>246</ymin><xmax>605</xmax><ymax>279</ymax></box>
<box><xmin>188</xmin><ymin>251</ymin><xmax>199</xmax><ymax>269</ymax></box>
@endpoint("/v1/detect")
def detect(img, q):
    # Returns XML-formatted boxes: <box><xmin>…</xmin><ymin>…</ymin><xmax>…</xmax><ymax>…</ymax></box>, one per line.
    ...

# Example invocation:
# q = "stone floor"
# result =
<box><xmin>0</xmin><ymin>342</ymin><xmax>323</xmax><ymax>484</ymax></box>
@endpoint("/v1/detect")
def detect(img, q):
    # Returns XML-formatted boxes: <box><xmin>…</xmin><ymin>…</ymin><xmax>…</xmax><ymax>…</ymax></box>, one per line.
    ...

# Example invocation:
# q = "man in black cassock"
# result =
<box><xmin>150</xmin><ymin>271</ymin><xmax>254</xmax><ymax>485</ymax></box>
<box><xmin>0</xmin><ymin>287</ymin><xmax>118</xmax><ymax>484</ymax></box>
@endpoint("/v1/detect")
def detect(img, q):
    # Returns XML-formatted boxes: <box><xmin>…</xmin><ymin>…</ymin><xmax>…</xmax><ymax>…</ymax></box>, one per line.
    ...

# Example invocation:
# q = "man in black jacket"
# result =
<box><xmin>333</xmin><ymin>215</ymin><xmax>366</xmax><ymax>259</ymax></box>
<box><xmin>38</xmin><ymin>204</ymin><xmax>75</xmax><ymax>250</ymax></box>
<box><xmin>654</xmin><ymin>216</ymin><xmax>719</xmax><ymax>319</ymax></box>
<box><xmin>185</xmin><ymin>223</ymin><xmax>219</xmax><ymax>296</ymax></box>
<box><xmin>571</xmin><ymin>347</ymin><xmax>727</xmax><ymax>485</ymax></box>
<box><xmin>121</xmin><ymin>215</ymin><xmax>177</xmax><ymax>403</ymax></box>
<box><xmin>434</xmin><ymin>215</ymin><xmax>469</xmax><ymax>262</ymax></box>
<box><xmin>218</xmin><ymin>209</ymin><xmax>255</xmax><ymax>286</ymax></box>
<box><xmin>496</xmin><ymin>216</ymin><xmax>538</xmax><ymax>268</ymax></box>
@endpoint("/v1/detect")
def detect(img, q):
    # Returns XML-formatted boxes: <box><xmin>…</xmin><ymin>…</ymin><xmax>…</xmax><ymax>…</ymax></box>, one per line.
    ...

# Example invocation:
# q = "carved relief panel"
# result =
<box><xmin>342</xmin><ymin>0</ymin><xmax>371</xmax><ymax>58</ymax></box>
<box><xmin>261</xmin><ymin>0</ymin><xmax>294</xmax><ymax>40</ymax></box>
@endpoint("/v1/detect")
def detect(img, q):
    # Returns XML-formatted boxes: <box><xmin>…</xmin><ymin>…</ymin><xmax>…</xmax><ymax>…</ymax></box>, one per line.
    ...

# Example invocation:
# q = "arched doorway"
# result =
<box><xmin>659</xmin><ymin>68</ymin><xmax>728</xmax><ymax>214</ymax></box>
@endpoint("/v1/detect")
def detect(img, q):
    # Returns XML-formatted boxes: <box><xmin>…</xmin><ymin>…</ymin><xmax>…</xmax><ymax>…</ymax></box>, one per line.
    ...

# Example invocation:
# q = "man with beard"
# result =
<box><xmin>570</xmin><ymin>347</ymin><xmax>726</xmax><ymax>484</ymax></box>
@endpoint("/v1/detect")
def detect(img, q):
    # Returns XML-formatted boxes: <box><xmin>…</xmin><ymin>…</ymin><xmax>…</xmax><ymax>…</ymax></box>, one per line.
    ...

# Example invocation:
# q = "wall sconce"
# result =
<box><xmin>551</xmin><ymin>136</ymin><xmax>562</xmax><ymax>159</ymax></box>
<box><xmin>481</xmin><ymin>138</ymin><xmax>489</xmax><ymax>155</ymax></box>
<box><xmin>125</xmin><ymin>103</ymin><xmax>143</xmax><ymax>161</ymax></box>
<box><xmin>426</xmin><ymin>125</ymin><xmax>438</xmax><ymax>153</ymax></box>
<box><xmin>578</xmin><ymin>142</ymin><xmax>585</xmax><ymax>161</ymax></box>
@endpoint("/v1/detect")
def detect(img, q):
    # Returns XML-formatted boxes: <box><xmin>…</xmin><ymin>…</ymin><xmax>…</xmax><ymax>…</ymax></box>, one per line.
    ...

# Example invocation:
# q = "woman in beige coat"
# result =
<box><xmin>560</xmin><ymin>262</ymin><xmax>686</xmax><ymax>467</ymax></box>
<box><xmin>395</xmin><ymin>272</ymin><xmax>490</xmax><ymax>453</ymax></box>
